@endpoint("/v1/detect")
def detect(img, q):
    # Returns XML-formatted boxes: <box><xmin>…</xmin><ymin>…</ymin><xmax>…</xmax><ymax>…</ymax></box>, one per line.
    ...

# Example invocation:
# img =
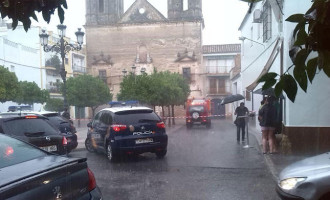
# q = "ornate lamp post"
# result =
<box><xmin>39</xmin><ymin>25</ymin><xmax>84</xmax><ymax>116</ymax></box>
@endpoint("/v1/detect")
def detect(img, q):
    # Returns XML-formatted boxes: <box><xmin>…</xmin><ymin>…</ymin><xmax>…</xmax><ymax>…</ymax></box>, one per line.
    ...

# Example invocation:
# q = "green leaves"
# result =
<box><xmin>15</xmin><ymin>81</ymin><xmax>49</xmax><ymax>105</ymax></box>
<box><xmin>58</xmin><ymin>5</ymin><xmax>65</xmax><ymax>24</ymax></box>
<box><xmin>282</xmin><ymin>75</ymin><xmax>298</xmax><ymax>102</ymax></box>
<box><xmin>286</xmin><ymin>14</ymin><xmax>306</xmax><ymax>23</ymax></box>
<box><xmin>0</xmin><ymin>66</ymin><xmax>20</xmax><ymax>103</ymax></box>
<box><xmin>66</xmin><ymin>75</ymin><xmax>112</xmax><ymax>108</ymax></box>
<box><xmin>118</xmin><ymin>71</ymin><xmax>190</xmax><ymax>107</ymax></box>
<box><xmin>45</xmin><ymin>98</ymin><xmax>64</xmax><ymax>112</ymax></box>
<box><xmin>0</xmin><ymin>0</ymin><xmax>67</xmax><ymax>31</ymax></box>
<box><xmin>318</xmin><ymin>50</ymin><xmax>330</xmax><ymax>77</ymax></box>
<box><xmin>306</xmin><ymin>57</ymin><xmax>318</xmax><ymax>82</ymax></box>
<box><xmin>258</xmin><ymin>72</ymin><xmax>277</xmax><ymax>83</ymax></box>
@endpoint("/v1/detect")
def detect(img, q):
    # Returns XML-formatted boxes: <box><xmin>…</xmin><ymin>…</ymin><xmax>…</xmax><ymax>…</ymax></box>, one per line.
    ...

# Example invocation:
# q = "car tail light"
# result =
<box><xmin>62</xmin><ymin>137</ymin><xmax>68</xmax><ymax>145</ymax></box>
<box><xmin>157</xmin><ymin>122</ymin><xmax>165</xmax><ymax>129</ymax></box>
<box><xmin>111</xmin><ymin>124</ymin><xmax>127</xmax><ymax>132</ymax></box>
<box><xmin>87</xmin><ymin>168</ymin><xmax>96</xmax><ymax>191</ymax></box>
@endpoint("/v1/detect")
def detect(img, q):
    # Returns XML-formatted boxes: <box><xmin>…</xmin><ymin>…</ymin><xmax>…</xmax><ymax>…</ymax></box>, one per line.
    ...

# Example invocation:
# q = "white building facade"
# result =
<box><xmin>239</xmin><ymin>0</ymin><xmax>330</xmax><ymax>154</ymax></box>
<box><xmin>0</xmin><ymin>21</ymin><xmax>45</xmax><ymax>112</ymax></box>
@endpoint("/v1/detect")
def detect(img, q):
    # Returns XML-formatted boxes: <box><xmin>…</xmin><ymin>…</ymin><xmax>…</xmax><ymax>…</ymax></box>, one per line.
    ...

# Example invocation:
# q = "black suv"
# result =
<box><xmin>38</xmin><ymin>112</ymin><xmax>78</xmax><ymax>152</ymax></box>
<box><xmin>0</xmin><ymin>114</ymin><xmax>68</xmax><ymax>155</ymax></box>
<box><xmin>85</xmin><ymin>107</ymin><xmax>168</xmax><ymax>161</ymax></box>
<box><xmin>0</xmin><ymin>112</ymin><xmax>78</xmax><ymax>153</ymax></box>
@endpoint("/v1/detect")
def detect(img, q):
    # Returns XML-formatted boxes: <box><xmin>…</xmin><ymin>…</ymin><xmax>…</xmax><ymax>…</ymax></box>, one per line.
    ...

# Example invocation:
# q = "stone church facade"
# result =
<box><xmin>85</xmin><ymin>0</ymin><xmax>204</xmax><ymax>100</ymax></box>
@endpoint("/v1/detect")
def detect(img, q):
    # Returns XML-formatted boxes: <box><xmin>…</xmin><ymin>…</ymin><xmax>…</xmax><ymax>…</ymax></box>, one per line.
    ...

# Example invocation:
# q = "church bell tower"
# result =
<box><xmin>86</xmin><ymin>0</ymin><xmax>124</xmax><ymax>25</ymax></box>
<box><xmin>168</xmin><ymin>0</ymin><xmax>202</xmax><ymax>21</ymax></box>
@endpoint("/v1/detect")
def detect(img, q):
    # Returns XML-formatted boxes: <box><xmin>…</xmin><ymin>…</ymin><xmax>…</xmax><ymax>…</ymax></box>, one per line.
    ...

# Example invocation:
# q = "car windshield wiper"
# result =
<box><xmin>24</xmin><ymin>131</ymin><xmax>45</xmax><ymax>137</ymax></box>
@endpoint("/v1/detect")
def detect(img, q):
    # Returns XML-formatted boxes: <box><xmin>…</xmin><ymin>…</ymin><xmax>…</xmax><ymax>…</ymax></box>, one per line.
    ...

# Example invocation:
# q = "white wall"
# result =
<box><xmin>0</xmin><ymin>25</ymin><xmax>44</xmax><ymax>112</ymax></box>
<box><xmin>239</xmin><ymin>1</ymin><xmax>282</xmax><ymax>116</ymax></box>
<box><xmin>283</xmin><ymin>0</ymin><xmax>330</xmax><ymax>127</ymax></box>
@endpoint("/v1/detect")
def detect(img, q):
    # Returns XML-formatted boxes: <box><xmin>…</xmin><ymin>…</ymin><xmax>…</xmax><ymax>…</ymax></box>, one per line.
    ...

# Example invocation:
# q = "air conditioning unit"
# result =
<box><xmin>253</xmin><ymin>9</ymin><xmax>262</xmax><ymax>23</ymax></box>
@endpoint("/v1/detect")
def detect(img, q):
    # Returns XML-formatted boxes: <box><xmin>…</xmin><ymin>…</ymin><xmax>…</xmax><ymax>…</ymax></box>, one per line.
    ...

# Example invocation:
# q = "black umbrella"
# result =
<box><xmin>254</xmin><ymin>88</ymin><xmax>284</xmax><ymax>98</ymax></box>
<box><xmin>221</xmin><ymin>94</ymin><xmax>245</xmax><ymax>105</ymax></box>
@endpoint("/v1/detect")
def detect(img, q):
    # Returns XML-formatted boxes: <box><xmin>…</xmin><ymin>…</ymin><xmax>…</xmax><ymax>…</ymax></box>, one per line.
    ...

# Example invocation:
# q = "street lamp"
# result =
<box><xmin>131</xmin><ymin>64</ymin><xmax>136</xmax><ymax>75</ymax></box>
<box><xmin>122</xmin><ymin>69</ymin><xmax>128</xmax><ymax>76</ymax></box>
<box><xmin>39</xmin><ymin>25</ymin><xmax>85</xmax><ymax>117</ymax></box>
<box><xmin>140</xmin><ymin>67</ymin><xmax>146</xmax><ymax>74</ymax></box>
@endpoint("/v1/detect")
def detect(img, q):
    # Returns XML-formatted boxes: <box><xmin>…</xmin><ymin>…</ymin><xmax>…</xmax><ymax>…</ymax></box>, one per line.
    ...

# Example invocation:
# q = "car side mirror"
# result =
<box><xmin>87</xmin><ymin>122</ymin><xmax>92</xmax><ymax>128</ymax></box>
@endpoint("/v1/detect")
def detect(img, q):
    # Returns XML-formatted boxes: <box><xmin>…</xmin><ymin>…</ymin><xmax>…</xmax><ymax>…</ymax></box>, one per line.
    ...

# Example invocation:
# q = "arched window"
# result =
<box><xmin>99</xmin><ymin>0</ymin><xmax>104</xmax><ymax>13</ymax></box>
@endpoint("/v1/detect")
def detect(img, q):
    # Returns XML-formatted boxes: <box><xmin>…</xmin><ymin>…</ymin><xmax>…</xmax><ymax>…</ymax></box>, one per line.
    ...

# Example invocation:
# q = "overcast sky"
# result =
<box><xmin>35</xmin><ymin>0</ymin><xmax>248</xmax><ymax>45</ymax></box>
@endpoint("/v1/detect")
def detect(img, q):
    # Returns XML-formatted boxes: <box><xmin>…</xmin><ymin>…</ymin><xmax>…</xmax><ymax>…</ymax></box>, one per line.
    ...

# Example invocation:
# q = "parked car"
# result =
<box><xmin>0</xmin><ymin>134</ymin><xmax>102</xmax><ymax>199</ymax></box>
<box><xmin>85</xmin><ymin>106</ymin><xmax>168</xmax><ymax>161</ymax></box>
<box><xmin>0</xmin><ymin>114</ymin><xmax>69</xmax><ymax>155</ymax></box>
<box><xmin>276</xmin><ymin>152</ymin><xmax>330</xmax><ymax>200</ymax></box>
<box><xmin>0</xmin><ymin>111</ymin><xmax>78</xmax><ymax>153</ymax></box>
<box><xmin>7</xmin><ymin>105</ymin><xmax>32</xmax><ymax>112</ymax></box>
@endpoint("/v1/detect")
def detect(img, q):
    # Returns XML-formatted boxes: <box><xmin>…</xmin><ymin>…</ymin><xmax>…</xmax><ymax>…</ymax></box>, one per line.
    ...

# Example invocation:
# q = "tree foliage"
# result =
<box><xmin>45</xmin><ymin>98</ymin><xmax>64</xmax><ymax>112</ymax></box>
<box><xmin>45</xmin><ymin>55</ymin><xmax>61</xmax><ymax>74</ymax></box>
<box><xmin>258</xmin><ymin>0</ymin><xmax>330</xmax><ymax>102</ymax></box>
<box><xmin>0</xmin><ymin>0</ymin><xmax>67</xmax><ymax>31</ymax></box>
<box><xmin>118</xmin><ymin>71</ymin><xmax>190</xmax><ymax>107</ymax></box>
<box><xmin>66</xmin><ymin>75</ymin><xmax>112</xmax><ymax>116</ymax></box>
<box><xmin>16</xmin><ymin>81</ymin><xmax>49</xmax><ymax>105</ymax></box>
<box><xmin>0</xmin><ymin>66</ymin><xmax>20</xmax><ymax>103</ymax></box>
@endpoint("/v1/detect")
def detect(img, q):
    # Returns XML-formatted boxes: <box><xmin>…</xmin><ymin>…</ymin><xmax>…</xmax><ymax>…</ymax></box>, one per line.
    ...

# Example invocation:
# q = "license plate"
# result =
<box><xmin>135</xmin><ymin>138</ymin><xmax>153</xmax><ymax>144</ymax></box>
<box><xmin>92</xmin><ymin>134</ymin><xmax>101</xmax><ymax>139</ymax></box>
<box><xmin>40</xmin><ymin>145</ymin><xmax>57</xmax><ymax>152</ymax></box>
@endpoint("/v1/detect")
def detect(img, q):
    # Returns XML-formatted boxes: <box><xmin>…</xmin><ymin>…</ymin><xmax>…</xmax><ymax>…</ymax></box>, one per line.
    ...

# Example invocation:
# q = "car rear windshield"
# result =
<box><xmin>47</xmin><ymin>115</ymin><xmax>68</xmax><ymax>127</ymax></box>
<box><xmin>0</xmin><ymin>134</ymin><xmax>46</xmax><ymax>168</ymax></box>
<box><xmin>189</xmin><ymin>105</ymin><xmax>204</xmax><ymax>113</ymax></box>
<box><xmin>114</xmin><ymin>110</ymin><xmax>161</xmax><ymax>124</ymax></box>
<box><xmin>2</xmin><ymin>118</ymin><xmax>59</xmax><ymax>136</ymax></box>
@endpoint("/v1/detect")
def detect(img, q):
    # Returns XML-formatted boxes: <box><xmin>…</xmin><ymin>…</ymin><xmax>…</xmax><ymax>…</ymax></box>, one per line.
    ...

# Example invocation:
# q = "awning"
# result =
<box><xmin>246</xmin><ymin>37</ymin><xmax>282</xmax><ymax>92</ymax></box>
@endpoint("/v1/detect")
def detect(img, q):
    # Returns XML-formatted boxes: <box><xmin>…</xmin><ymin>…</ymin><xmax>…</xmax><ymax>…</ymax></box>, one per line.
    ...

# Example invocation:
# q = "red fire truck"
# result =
<box><xmin>185</xmin><ymin>98</ymin><xmax>211</xmax><ymax>129</ymax></box>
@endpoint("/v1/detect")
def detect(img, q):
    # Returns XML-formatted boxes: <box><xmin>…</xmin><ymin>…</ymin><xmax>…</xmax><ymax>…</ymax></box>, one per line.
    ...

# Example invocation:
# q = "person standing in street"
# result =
<box><xmin>234</xmin><ymin>102</ymin><xmax>249</xmax><ymax>143</ymax></box>
<box><xmin>258</xmin><ymin>96</ymin><xmax>278</xmax><ymax>154</ymax></box>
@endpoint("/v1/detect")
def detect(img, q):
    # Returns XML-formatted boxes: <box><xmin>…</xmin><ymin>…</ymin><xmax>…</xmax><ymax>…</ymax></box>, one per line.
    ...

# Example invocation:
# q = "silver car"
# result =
<box><xmin>276</xmin><ymin>152</ymin><xmax>330</xmax><ymax>200</ymax></box>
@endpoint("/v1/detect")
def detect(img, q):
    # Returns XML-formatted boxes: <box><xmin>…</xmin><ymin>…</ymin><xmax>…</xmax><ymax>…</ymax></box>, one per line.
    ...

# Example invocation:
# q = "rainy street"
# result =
<box><xmin>70</xmin><ymin>119</ymin><xmax>280</xmax><ymax>200</ymax></box>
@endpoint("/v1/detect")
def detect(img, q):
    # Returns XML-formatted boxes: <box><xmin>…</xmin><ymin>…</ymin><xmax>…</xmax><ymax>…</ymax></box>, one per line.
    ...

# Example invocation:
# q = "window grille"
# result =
<box><xmin>182</xmin><ymin>67</ymin><xmax>191</xmax><ymax>83</ymax></box>
<box><xmin>99</xmin><ymin>70</ymin><xmax>107</xmax><ymax>84</ymax></box>
<box><xmin>262</xmin><ymin>1</ymin><xmax>272</xmax><ymax>42</ymax></box>
<box><xmin>99</xmin><ymin>0</ymin><xmax>104</xmax><ymax>13</ymax></box>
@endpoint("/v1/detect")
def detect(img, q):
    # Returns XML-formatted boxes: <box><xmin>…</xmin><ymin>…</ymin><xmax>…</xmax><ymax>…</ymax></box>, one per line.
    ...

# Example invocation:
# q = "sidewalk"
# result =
<box><xmin>248</xmin><ymin>125</ymin><xmax>306</xmax><ymax>181</ymax></box>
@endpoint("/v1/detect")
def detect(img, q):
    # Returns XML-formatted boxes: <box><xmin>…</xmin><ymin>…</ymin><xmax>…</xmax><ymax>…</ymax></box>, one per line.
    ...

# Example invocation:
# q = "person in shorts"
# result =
<box><xmin>258</xmin><ymin>96</ymin><xmax>277</xmax><ymax>154</ymax></box>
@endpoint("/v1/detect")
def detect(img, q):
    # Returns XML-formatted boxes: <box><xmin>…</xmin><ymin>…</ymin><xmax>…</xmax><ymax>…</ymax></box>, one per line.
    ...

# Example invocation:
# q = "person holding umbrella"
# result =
<box><xmin>234</xmin><ymin>102</ymin><xmax>249</xmax><ymax>143</ymax></box>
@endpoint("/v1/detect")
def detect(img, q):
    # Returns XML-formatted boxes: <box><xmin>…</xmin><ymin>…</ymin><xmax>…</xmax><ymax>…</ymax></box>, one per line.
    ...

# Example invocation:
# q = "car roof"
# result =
<box><xmin>100</xmin><ymin>106</ymin><xmax>153</xmax><ymax>114</ymax></box>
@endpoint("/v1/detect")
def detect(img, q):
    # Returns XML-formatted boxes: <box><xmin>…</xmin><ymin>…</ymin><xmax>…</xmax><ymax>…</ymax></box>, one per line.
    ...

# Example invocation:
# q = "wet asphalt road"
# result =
<box><xmin>70</xmin><ymin>119</ymin><xmax>280</xmax><ymax>200</ymax></box>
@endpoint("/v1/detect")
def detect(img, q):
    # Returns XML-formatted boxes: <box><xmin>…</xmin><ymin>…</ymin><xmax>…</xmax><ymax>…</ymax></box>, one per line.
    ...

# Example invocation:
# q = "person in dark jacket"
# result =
<box><xmin>258</xmin><ymin>96</ymin><xmax>277</xmax><ymax>154</ymax></box>
<box><xmin>234</xmin><ymin>102</ymin><xmax>249</xmax><ymax>143</ymax></box>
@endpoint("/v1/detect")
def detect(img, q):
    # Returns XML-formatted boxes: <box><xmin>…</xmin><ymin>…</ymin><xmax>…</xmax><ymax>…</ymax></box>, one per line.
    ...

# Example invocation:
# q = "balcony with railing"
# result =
<box><xmin>206</xmin><ymin>66</ymin><xmax>231</xmax><ymax>76</ymax></box>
